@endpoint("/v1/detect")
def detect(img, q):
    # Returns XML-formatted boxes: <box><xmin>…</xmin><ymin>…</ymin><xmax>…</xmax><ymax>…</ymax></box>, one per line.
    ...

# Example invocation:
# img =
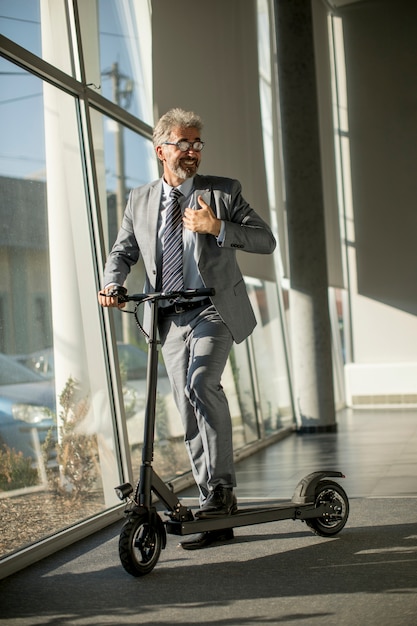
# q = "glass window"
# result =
<box><xmin>90</xmin><ymin>110</ymin><xmax>157</xmax><ymax>256</ymax></box>
<box><xmin>0</xmin><ymin>59</ymin><xmax>121</xmax><ymax>559</ymax></box>
<box><xmin>0</xmin><ymin>0</ymin><xmax>74</xmax><ymax>76</ymax></box>
<box><xmin>0</xmin><ymin>0</ymin><xmax>41</xmax><ymax>57</ymax></box>
<box><xmin>227</xmin><ymin>278</ymin><xmax>294</xmax><ymax>450</ymax></box>
<box><xmin>249</xmin><ymin>280</ymin><xmax>294</xmax><ymax>434</ymax></box>
<box><xmin>78</xmin><ymin>0</ymin><xmax>153</xmax><ymax>125</ymax></box>
<box><xmin>0</xmin><ymin>58</ymin><xmax>45</xmax><ymax>178</ymax></box>
<box><xmin>0</xmin><ymin>0</ymin><xmax>297</xmax><ymax>573</ymax></box>
<box><xmin>98</xmin><ymin>0</ymin><xmax>153</xmax><ymax>124</ymax></box>
<box><xmin>229</xmin><ymin>342</ymin><xmax>259</xmax><ymax>447</ymax></box>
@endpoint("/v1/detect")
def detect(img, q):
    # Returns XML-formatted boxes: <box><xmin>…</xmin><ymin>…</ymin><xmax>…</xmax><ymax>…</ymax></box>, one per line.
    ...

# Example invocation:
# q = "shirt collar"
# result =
<box><xmin>162</xmin><ymin>176</ymin><xmax>194</xmax><ymax>198</ymax></box>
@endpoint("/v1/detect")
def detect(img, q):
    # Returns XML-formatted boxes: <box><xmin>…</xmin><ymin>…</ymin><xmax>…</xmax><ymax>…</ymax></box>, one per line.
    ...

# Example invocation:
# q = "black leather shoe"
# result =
<box><xmin>179</xmin><ymin>528</ymin><xmax>234</xmax><ymax>551</ymax></box>
<box><xmin>195</xmin><ymin>486</ymin><xmax>237</xmax><ymax>519</ymax></box>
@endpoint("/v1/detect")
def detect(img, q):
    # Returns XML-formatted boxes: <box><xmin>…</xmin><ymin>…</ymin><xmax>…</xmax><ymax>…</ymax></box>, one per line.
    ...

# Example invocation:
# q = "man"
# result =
<box><xmin>98</xmin><ymin>108</ymin><xmax>276</xmax><ymax>549</ymax></box>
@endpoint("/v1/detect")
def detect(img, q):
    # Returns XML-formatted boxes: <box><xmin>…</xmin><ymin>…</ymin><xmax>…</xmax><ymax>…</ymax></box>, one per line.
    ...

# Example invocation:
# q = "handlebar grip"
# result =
<box><xmin>107</xmin><ymin>286</ymin><xmax>128</xmax><ymax>302</ymax></box>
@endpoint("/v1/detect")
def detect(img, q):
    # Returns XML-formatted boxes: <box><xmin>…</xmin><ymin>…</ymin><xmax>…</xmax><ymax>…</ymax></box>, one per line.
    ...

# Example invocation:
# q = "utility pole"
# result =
<box><xmin>103</xmin><ymin>62</ymin><xmax>133</xmax><ymax>343</ymax></box>
<box><xmin>105</xmin><ymin>61</ymin><xmax>133</xmax><ymax>228</ymax></box>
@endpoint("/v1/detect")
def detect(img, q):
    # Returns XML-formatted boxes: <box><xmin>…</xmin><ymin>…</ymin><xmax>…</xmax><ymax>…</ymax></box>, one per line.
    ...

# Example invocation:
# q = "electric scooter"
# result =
<box><xmin>110</xmin><ymin>287</ymin><xmax>349</xmax><ymax>577</ymax></box>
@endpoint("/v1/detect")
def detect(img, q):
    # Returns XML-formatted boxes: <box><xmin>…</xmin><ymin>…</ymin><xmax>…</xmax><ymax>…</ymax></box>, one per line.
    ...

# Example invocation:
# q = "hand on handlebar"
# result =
<box><xmin>98</xmin><ymin>286</ymin><xmax>127</xmax><ymax>308</ymax></box>
<box><xmin>98</xmin><ymin>286</ymin><xmax>215</xmax><ymax>307</ymax></box>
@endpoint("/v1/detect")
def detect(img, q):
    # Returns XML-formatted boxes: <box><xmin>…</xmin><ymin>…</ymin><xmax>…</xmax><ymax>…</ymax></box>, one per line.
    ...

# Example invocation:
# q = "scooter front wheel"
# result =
<box><xmin>306</xmin><ymin>479</ymin><xmax>349</xmax><ymax>537</ymax></box>
<box><xmin>119</xmin><ymin>513</ymin><xmax>164</xmax><ymax>576</ymax></box>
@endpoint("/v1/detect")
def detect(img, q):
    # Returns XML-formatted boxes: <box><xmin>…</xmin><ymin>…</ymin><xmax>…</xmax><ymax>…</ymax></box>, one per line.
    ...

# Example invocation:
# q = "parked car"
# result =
<box><xmin>0</xmin><ymin>353</ymin><xmax>56</xmax><ymax>461</ymax></box>
<box><xmin>14</xmin><ymin>343</ymin><xmax>168</xmax><ymax>381</ymax></box>
<box><xmin>13</xmin><ymin>348</ymin><xmax>54</xmax><ymax>379</ymax></box>
<box><xmin>11</xmin><ymin>344</ymin><xmax>181</xmax><ymax>447</ymax></box>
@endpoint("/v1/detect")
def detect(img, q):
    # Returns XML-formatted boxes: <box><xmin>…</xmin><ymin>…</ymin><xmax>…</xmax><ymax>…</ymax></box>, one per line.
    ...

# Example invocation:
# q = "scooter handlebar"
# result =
<box><xmin>107</xmin><ymin>287</ymin><xmax>215</xmax><ymax>304</ymax></box>
<box><xmin>180</xmin><ymin>288</ymin><xmax>215</xmax><ymax>299</ymax></box>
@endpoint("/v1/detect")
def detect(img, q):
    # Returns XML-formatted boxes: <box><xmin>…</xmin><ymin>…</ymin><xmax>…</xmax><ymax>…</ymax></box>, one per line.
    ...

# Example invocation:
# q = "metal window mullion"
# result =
<box><xmin>0</xmin><ymin>33</ymin><xmax>81</xmax><ymax>97</ymax></box>
<box><xmin>0</xmin><ymin>33</ymin><xmax>153</xmax><ymax>140</ymax></box>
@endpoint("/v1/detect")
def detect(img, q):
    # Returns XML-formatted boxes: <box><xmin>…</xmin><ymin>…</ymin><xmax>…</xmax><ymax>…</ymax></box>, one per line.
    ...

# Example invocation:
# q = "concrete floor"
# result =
<box><xmin>1</xmin><ymin>407</ymin><xmax>417</xmax><ymax>625</ymax></box>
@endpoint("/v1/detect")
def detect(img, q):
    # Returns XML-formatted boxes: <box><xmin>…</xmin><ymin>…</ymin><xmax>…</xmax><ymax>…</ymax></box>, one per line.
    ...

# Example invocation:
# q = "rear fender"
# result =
<box><xmin>291</xmin><ymin>471</ymin><xmax>345</xmax><ymax>504</ymax></box>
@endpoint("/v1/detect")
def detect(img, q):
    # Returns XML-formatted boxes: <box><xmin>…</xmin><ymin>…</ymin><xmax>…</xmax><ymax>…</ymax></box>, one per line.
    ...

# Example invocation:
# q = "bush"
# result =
<box><xmin>0</xmin><ymin>446</ymin><xmax>38</xmax><ymax>491</ymax></box>
<box><xmin>43</xmin><ymin>377</ymin><xmax>98</xmax><ymax>499</ymax></box>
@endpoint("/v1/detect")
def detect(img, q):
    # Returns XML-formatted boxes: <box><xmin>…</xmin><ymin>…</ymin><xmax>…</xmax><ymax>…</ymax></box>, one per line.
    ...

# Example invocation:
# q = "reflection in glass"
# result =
<box><xmin>0</xmin><ymin>61</ymin><xmax>120</xmax><ymax>560</ymax></box>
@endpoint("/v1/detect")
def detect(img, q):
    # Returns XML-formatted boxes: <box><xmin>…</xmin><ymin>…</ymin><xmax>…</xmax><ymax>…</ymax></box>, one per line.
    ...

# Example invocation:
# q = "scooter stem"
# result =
<box><xmin>137</xmin><ymin>298</ymin><xmax>159</xmax><ymax>508</ymax></box>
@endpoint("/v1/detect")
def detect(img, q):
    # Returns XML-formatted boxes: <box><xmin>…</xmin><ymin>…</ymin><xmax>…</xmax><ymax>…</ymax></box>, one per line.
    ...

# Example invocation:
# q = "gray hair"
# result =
<box><xmin>153</xmin><ymin>108</ymin><xmax>203</xmax><ymax>148</ymax></box>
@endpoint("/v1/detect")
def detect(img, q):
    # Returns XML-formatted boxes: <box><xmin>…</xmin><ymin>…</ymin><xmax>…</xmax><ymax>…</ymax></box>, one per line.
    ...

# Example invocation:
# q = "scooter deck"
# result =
<box><xmin>165</xmin><ymin>500</ymin><xmax>325</xmax><ymax>536</ymax></box>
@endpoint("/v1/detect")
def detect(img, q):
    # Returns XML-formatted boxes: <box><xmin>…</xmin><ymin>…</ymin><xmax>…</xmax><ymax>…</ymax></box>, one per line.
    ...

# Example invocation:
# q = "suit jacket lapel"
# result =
<box><xmin>193</xmin><ymin>175</ymin><xmax>212</xmax><ymax>204</ymax></box>
<box><xmin>148</xmin><ymin>179</ymin><xmax>163</xmax><ymax>267</ymax></box>
<box><xmin>193</xmin><ymin>175</ymin><xmax>213</xmax><ymax>264</ymax></box>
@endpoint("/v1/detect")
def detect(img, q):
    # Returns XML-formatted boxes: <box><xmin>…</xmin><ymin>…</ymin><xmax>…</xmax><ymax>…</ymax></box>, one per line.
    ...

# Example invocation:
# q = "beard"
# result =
<box><xmin>169</xmin><ymin>156</ymin><xmax>200</xmax><ymax>180</ymax></box>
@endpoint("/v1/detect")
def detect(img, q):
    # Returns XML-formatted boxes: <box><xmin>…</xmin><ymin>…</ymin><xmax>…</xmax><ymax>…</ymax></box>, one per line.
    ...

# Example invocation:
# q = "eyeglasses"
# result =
<box><xmin>162</xmin><ymin>140</ymin><xmax>205</xmax><ymax>152</ymax></box>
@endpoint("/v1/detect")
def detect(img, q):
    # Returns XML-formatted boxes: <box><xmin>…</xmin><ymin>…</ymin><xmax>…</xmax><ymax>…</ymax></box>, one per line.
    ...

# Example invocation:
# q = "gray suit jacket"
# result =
<box><xmin>103</xmin><ymin>174</ymin><xmax>276</xmax><ymax>344</ymax></box>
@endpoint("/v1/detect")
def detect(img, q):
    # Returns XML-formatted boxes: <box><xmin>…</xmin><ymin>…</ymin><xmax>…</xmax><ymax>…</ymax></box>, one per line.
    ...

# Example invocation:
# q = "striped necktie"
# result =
<box><xmin>162</xmin><ymin>187</ymin><xmax>183</xmax><ymax>293</ymax></box>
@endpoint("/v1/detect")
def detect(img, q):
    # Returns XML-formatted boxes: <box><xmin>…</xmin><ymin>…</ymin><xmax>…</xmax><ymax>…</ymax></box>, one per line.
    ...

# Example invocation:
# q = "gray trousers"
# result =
<box><xmin>158</xmin><ymin>303</ymin><xmax>236</xmax><ymax>503</ymax></box>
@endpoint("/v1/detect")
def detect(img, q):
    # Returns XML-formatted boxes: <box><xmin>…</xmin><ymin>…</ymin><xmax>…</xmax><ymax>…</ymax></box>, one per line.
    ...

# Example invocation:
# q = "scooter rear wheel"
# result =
<box><xmin>306</xmin><ymin>479</ymin><xmax>349</xmax><ymax>537</ymax></box>
<box><xmin>119</xmin><ymin>513</ymin><xmax>163</xmax><ymax>576</ymax></box>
